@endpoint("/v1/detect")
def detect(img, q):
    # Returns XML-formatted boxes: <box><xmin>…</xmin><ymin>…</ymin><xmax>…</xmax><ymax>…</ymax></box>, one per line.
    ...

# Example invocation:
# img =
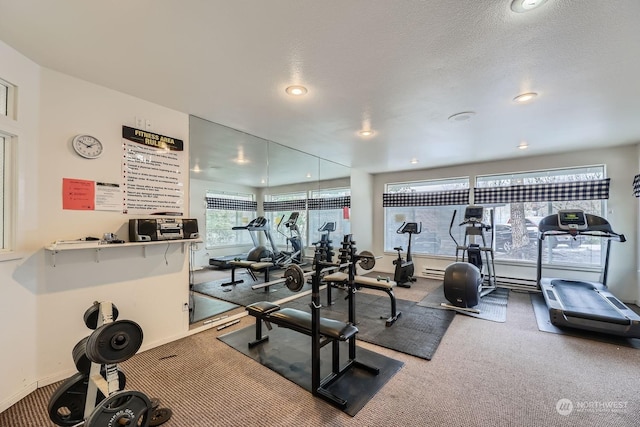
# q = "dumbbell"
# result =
<box><xmin>376</xmin><ymin>276</ymin><xmax>390</xmax><ymax>283</ymax></box>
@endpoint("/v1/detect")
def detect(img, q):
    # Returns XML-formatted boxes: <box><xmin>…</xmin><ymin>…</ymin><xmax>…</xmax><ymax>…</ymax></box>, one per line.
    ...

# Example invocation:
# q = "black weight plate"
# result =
<box><xmin>47</xmin><ymin>372</ymin><xmax>88</xmax><ymax>426</ymax></box>
<box><xmin>85</xmin><ymin>390</ymin><xmax>151</xmax><ymax>427</ymax></box>
<box><xmin>72</xmin><ymin>336</ymin><xmax>91</xmax><ymax>374</ymax></box>
<box><xmin>83</xmin><ymin>302</ymin><xmax>119</xmax><ymax>330</ymax></box>
<box><xmin>149</xmin><ymin>407</ymin><xmax>173</xmax><ymax>426</ymax></box>
<box><xmin>47</xmin><ymin>371</ymin><xmax>119</xmax><ymax>427</ymax></box>
<box><xmin>284</xmin><ymin>264</ymin><xmax>305</xmax><ymax>292</ymax></box>
<box><xmin>86</xmin><ymin>320</ymin><xmax>143</xmax><ymax>364</ymax></box>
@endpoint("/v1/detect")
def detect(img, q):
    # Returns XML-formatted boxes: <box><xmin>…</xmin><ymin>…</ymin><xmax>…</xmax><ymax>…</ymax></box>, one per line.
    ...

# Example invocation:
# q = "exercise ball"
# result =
<box><xmin>443</xmin><ymin>262</ymin><xmax>482</xmax><ymax>308</ymax></box>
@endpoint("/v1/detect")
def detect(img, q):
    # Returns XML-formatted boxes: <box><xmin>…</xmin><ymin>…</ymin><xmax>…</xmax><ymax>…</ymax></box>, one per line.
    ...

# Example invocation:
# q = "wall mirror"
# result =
<box><xmin>187</xmin><ymin>116</ymin><xmax>350</xmax><ymax>326</ymax></box>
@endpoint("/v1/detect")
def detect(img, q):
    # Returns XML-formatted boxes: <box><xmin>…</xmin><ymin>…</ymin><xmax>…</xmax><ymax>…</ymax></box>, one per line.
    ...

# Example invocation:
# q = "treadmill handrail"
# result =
<box><xmin>538</xmin><ymin>229</ymin><xmax>625</xmax><ymax>243</ymax></box>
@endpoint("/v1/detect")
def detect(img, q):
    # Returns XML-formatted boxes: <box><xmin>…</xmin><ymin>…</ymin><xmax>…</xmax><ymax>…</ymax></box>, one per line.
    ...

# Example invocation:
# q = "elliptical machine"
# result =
<box><xmin>443</xmin><ymin>205</ymin><xmax>496</xmax><ymax>313</ymax></box>
<box><xmin>393</xmin><ymin>222</ymin><xmax>422</xmax><ymax>288</ymax></box>
<box><xmin>275</xmin><ymin>212</ymin><xmax>304</xmax><ymax>266</ymax></box>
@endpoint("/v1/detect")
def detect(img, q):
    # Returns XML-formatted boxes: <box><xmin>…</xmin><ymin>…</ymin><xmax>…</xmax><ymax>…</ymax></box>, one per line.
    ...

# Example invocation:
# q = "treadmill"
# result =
<box><xmin>209</xmin><ymin>216</ymin><xmax>268</xmax><ymax>269</ymax></box>
<box><xmin>537</xmin><ymin>209</ymin><xmax>640</xmax><ymax>338</ymax></box>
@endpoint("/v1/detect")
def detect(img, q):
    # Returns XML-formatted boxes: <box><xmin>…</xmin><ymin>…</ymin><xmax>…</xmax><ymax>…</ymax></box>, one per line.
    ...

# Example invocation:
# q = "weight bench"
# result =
<box><xmin>221</xmin><ymin>260</ymin><xmax>274</xmax><ymax>288</ymax></box>
<box><xmin>322</xmin><ymin>272</ymin><xmax>401</xmax><ymax>326</ymax></box>
<box><xmin>245</xmin><ymin>301</ymin><xmax>358</xmax><ymax>375</ymax></box>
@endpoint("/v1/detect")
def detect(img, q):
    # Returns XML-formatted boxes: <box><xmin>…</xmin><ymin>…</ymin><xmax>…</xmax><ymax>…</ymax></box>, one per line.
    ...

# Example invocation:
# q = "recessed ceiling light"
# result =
<box><xmin>410</xmin><ymin>158</ymin><xmax>419</xmax><ymax>164</ymax></box>
<box><xmin>448</xmin><ymin>111</ymin><xmax>476</xmax><ymax>122</ymax></box>
<box><xmin>358</xmin><ymin>130</ymin><xmax>375</xmax><ymax>137</ymax></box>
<box><xmin>306</xmin><ymin>172</ymin><xmax>312</xmax><ymax>178</ymax></box>
<box><xmin>285</xmin><ymin>85</ymin><xmax>308</xmax><ymax>96</ymax></box>
<box><xmin>513</xmin><ymin>92</ymin><xmax>538</xmax><ymax>103</ymax></box>
<box><xmin>518</xmin><ymin>141</ymin><xmax>529</xmax><ymax>150</ymax></box>
<box><xmin>511</xmin><ymin>0</ymin><xmax>548</xmax><ymax>13</ymax></box>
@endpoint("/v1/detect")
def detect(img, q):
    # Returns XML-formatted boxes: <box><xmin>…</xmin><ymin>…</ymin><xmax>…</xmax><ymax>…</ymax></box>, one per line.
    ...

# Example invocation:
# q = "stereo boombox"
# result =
<box><xmin>129</xmin><ymin>218</ymin><xmax>199</xmax><ymax>242</ymax></box>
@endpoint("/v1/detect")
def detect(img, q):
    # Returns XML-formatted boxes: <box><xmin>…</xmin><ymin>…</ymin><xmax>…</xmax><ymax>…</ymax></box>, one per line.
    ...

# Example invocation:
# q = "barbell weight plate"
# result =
<box><xmin>358</xmin><ymin>250</ymin><xmax>376</xmax><ymax>270</ymax></box>
<box><xmin>83</xmin><ymin>302</ymin><xmax>119</xmax><ymax>330</ymax></box>
<box><xmin>85</xmin><ymin>390</ymin><xmax>151</xmax><ymax>427</ymax></box>
<box><xmin>284</xmin><ymin>264</ymin><xmax>305</xmax><ymax>292</ymax></box>
<box><xmin>149</xmin><ymin>407</ymin><xmax>173</xmax><ymax>426</ymax></box>
<box><xmin>72</xmin><ymin>336</ymin><xmax>91</xmax><ymax>374</ymax></box>
<box><xmin>85</xmin><ymin>319</ymin><xmax>144</xmax><ymax>365</ymax></box>
<box><xmin>47</xmin><ymin>369</ymin><xmax>126</xmax><ymax>427</ymax></box>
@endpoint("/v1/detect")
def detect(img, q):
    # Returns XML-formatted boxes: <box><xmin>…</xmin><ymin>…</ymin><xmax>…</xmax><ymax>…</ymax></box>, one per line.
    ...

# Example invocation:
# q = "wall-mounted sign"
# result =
<box><xmin>121</xmin><ymin>126</ymin><xmax>186</xmax><ymax>215</ymax></box>
<box><xmin>62</xmin><ymin>178</ymin><xmax>122</xmax><ymax>211</ymax></box>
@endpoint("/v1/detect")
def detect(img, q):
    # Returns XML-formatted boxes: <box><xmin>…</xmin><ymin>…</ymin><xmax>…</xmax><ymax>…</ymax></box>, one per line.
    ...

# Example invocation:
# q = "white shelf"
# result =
<box><xmin>45</xmin><ymin>239</ymin><xmax>202</xmax><ymax>266</ymax></box>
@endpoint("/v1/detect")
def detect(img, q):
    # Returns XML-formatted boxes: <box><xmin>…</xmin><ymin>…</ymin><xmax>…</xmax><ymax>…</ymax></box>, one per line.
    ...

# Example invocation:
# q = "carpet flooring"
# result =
<box><xmin>417</xmin><ymin>285</ymin><xmax>510</xmax><ymax>322</ymax></box>
<box><xmin>218</xmin><ymin>325</ymin><xmax>404</xmax><ymax>416</ymax></box>
<box><xmin>281</xmin><ymin>289</ymin><xmax>455</xmax><ymax>360</ymax></box>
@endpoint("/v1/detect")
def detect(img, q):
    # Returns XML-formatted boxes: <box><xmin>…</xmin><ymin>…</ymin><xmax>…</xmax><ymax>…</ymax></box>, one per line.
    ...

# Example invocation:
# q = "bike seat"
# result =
<box><xmin>393</xmin><ymin>246</ymin><xmax>403</xmax><ymax>252</ymax></box>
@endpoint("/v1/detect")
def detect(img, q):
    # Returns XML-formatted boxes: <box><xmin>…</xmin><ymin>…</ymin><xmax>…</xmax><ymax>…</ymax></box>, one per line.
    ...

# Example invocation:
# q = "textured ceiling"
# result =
<box><xmin>1</xmin><ymin>0</ymin><xmax>639</xmax><ymax>176</ymax></box>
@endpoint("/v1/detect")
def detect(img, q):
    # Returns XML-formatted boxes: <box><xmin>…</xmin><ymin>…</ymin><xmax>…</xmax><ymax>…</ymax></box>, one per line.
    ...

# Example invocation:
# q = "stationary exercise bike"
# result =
<box><xmin>443</xmin><ymin>205</ymin><xmax>496</xmax><ymax>313</ymax></box>
<box><xmin>393</xmin><ymin>222</ymin><xmax>421</xmax><ymax>288</ymax></box>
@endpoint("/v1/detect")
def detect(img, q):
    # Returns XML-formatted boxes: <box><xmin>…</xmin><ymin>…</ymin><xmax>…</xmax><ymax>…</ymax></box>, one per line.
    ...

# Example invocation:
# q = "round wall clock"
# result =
<box><xmin>72</xmin><ymin>134</ymin><xmax>104</xmax><ymax>159</ymax></box>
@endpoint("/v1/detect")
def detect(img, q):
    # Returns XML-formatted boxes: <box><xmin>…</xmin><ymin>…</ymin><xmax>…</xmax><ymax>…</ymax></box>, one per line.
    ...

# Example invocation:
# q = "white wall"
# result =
<box><xmin>370</xmin><ymin>145</ymin><xmax>639</xmax><ymax>303</ymax></box>
<box><xmin>0</xmin><ymin>44</ymin><xmax>195</xmax><ymax>411</ymax></box>
<box><xmin>0</xmin><ymin>40</ymin><xmax>41</xmax><ymax>413</ymax></box>
<box><xmin>350</xmin><ymin>168</ymin><xmax>374</xmax><ymax>260</ymax></box>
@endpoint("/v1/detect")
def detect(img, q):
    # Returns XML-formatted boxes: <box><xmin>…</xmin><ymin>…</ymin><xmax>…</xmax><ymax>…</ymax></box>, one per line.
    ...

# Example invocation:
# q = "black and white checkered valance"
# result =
<box><xmin>263</xmin><ymin>199</ymin><xmax>307</xmax><ymax>212</ymax></box>
<box><xmin>308</xmin><ymin>196</ymin><xmax>351</xmax><ymax>210</ymax></box>
<box><xmin>383</xmin><ymin>189</ymin><xmax>470</xmax><ymax>207</ymax></box>
<box><xmin>205</xmin><ymin>197</ymin><xmax>257</xmax><ymax>211</ymax></box>
<box><xmin>633</xmin><ymin>175</ymin><xmax>640</xmax><ymax>197</ymax></box>
<box><xmin>473</xmin><ymin>178</ymin><xmax>610</xmax><ymax>204</ymax></box>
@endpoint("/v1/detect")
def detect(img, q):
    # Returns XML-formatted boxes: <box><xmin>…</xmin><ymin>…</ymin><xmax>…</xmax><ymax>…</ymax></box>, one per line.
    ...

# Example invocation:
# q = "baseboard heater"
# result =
<box><xmin>423</xmin><ymin>268</ymin><xmax>539</xmax><ymax>292</ymax></box>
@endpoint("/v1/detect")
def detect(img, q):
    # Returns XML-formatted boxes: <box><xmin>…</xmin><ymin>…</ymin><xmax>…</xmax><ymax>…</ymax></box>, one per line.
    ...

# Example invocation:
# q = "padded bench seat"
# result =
<box><xmin>322</xmin><ymin>272</ymin><xmax>401</xmax><ymax>326</ymax></box>
<box><xmin>222</xmin><ymin>261</ymin><xmax>275</xmax><ymax>287</ymax></box>
<box><xmin>246</xmin><ymin>301</ymin><xmax>358</xmax><ymax>347</ymax></box>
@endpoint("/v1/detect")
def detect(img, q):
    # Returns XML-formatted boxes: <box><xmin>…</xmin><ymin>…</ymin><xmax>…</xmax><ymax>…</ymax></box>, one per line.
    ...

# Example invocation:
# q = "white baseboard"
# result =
<box><xmin>0</xmin><ymin>382</ymin><xmax>37</xmax><ymax>413</ymax></box>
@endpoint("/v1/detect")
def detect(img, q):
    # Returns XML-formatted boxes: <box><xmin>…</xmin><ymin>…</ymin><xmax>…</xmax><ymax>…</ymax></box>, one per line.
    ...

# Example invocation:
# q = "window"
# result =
<box><xmin>0</xmin><ymin>78</ymin><xmax>16</xmax><ymax>254</ymax></box>
<box><xmin>475</xmin><ymin>165</ymin><xmax>607</xmax><ymax>267</ymax></box>
<box><xmin>204</xmin><ymin>191</ymin><xmax>256</xmax><ymax>249</ymax></box>
<box><xmin>0</xmin><ymin>81</ymin><xmax>7</xmax><ymax>117</ymax></box>
<box><xmin>264</xmin><ymin>192</ymin><xmax>307</xmax><ymax>248</ymax></box>
<box><xmin>0</xmin><ymin>134</ymin><xmax>5</xmax><ymax>249</ymax></box>
<box><xmin>308</xmin><ymin>187</ymin><xmax>351</xmax><ymax>245</ymax></box>
<box><xmin>384</xmin><ymin>177</ymin><xmax>470</xmax><ymax>256</ymax></box>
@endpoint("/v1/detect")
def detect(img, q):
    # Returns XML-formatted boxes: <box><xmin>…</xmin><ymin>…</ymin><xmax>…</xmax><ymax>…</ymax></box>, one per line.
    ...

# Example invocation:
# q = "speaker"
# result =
<box><xmin>129</xmin><ymin>219</ymin><xmax>158</xmax><ymax>242</ymax></box>
<box><xmin>182</xmin><ymin>219</ymin><xmax>199</xmax><ymax>239</ymax></box>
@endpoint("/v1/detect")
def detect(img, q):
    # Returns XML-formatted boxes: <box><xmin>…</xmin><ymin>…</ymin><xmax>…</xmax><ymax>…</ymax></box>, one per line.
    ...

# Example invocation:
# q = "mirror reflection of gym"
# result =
<box><xmin>187</xmin><ymin>116</ymin><xmax>350</xmax><ymax>326</ymax></box>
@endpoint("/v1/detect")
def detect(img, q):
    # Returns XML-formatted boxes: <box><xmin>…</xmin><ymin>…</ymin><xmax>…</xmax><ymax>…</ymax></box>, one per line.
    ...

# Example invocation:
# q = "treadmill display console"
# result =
<box><xmin>557</xmin><ymin>210</ymin><xmax>587</xmax><ymax>231</ymax></box>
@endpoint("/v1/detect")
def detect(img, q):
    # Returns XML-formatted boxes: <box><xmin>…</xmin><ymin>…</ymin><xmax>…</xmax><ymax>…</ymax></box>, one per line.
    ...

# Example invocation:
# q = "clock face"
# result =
<box><xmin>72</xmin><ymin>134</ymin><xmax>103</xmax><ymax>159</ymax></box>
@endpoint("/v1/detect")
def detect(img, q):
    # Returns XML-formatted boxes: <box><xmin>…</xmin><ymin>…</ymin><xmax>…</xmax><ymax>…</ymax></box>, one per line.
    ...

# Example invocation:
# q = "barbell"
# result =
<box><xmin>250</xmin><ymin>251</ymin><xmax>378</xmax><ymax>292</ymax></box>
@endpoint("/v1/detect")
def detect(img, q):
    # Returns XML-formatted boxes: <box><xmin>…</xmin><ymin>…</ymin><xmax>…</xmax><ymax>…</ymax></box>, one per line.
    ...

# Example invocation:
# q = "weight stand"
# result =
<box><xmin>84</xmin><ymin>301</ymin><xmax>121</xmax><ymax>420</ymax></box>
<box><xmin>47</xmin><ymin>301</ymin><xmax>166</xmax><ymax>427</ymax></box>
<box><xmin>311</xmin><ymin>235</ymin><xmax>380</xmax><ymax>409</ymax></box>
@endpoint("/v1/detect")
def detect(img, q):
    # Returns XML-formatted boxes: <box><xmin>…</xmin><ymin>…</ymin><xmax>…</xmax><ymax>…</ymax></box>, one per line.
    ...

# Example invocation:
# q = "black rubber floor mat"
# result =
<box><xmin>417</xmin><ymin>285</ymin><xmax>509</xmax><ymax>322</ymax></box>
<box><xmin>218</xmin><ymin>323</ymin><xmax>404</xmax><ymax>417</ymax></box>
<box><xmin>282</xmin><ymin>291</ymin><xmax>455</xmax><ymax>360</ymax></box>
<box><xmin>530</xmin><ymin>293</ymin><xmax>640</xmax><ymax>349</ymax></box>
<box><xmin>189</xmin><ymin>293</ymin><xmax>239</xmax><ymax>323</ymax></box>
<box><xmin>191</xmin><ymin>271</ymin><xmax>313</xmax><ymax>307</ymax></box>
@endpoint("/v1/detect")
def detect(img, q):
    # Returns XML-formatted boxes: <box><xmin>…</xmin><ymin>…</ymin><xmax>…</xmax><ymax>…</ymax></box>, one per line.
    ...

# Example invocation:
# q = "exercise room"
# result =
<box><xmin>1</xmin><ymin>1</ymin><xmax>639</xmax><ymax>426</ymax></box>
